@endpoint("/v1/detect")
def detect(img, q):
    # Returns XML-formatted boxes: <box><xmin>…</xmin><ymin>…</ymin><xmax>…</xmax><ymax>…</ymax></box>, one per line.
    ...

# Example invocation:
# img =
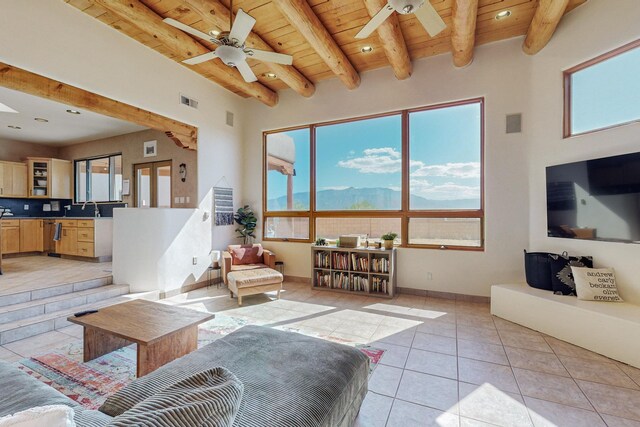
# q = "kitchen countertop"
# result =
<box><xmin>1</xmin><ymin>216</ymin><xmax>113</xmax><ymax>220</ymax></box>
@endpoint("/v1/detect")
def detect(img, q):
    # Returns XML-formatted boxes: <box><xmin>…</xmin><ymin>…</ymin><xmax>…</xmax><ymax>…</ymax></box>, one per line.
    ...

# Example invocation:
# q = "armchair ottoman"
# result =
<box><xmin>223</xmin><ymin>244</ymin><xmax>283</xmax><ymax>305</ymax></box>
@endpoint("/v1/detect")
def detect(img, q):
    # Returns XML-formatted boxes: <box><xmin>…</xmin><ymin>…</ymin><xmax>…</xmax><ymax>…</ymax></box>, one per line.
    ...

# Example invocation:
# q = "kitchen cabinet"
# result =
<box><xmin>1</xmin><ymin>220</ymin><xmax>20</xmax><ymax>254</ymax></box>
<box><xmin>20</xmin><ymin>219</ymin><xmax>44</xmax><ymax>252</ymax></box>
<box><xmin>56</xmin><ymin>220</ymin><xmax>78</xmax><ymax>256</ymax></box>
<box><xmin>0</xmin><ymin>161</ymin><xmax>28</xmax><ymax>198</ymax></box>
<box><xmin>27</xmin><ymin>158</ymin><xmax>72</xmax><ymax>199</ymax></box>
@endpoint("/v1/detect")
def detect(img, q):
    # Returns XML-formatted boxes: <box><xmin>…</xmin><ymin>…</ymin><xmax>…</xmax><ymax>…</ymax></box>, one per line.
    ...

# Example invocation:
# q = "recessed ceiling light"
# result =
<box><xmin>361</xmin><ymin>46</ymin><xmax>373</xmax><ymax>53</ymax></box>
<box><xmin>495</xmin><ymin>10</ymin><xmax>512</xmax><ymax>20</ymax></box>
<box><xmin>264</xmin><ymin>73</ymin><xmax>277</xmax><ymax>79</ymax></box>
<box><xmin>0</xmin><ymin>102</ymin><xmax>18</xmax><ymax>114</ymax></box>
<box><xmin>7</xmin><ymin>125</ymin><xmax>21</xmax><ymax>129</ymax></box>
<box><xmin>34</xmin><ymin>118</ymin><xmax>49</xmax><ymax>123</ymax></box>
<box><xmin>66</xmin><ymin>109</ymin><xmax>81</xmax><ymax>114</ymax></box>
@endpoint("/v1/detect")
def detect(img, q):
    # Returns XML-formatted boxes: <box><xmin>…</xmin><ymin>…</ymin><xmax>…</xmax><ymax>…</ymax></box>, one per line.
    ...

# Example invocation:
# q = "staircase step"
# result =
<box><xmin>0</xmin><ymin>276</ymin><xmax>113</xmax><ymax>308</ymax></box>
<box><xmin>0</xmin><ymin>284</ymin><xmax>129</xmax><ymax>324</ymax></box>
<box><xmin>0</xmin><ymin>295</ymin><xmax>133</xmax><ymax>345</ymax></box>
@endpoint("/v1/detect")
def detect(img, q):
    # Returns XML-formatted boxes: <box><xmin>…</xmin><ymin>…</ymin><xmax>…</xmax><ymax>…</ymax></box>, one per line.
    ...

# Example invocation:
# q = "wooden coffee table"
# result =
<box><xmin>68</xmin><ymin>299</ymin><xmax>215</xmax><ymax>377</ymax></box>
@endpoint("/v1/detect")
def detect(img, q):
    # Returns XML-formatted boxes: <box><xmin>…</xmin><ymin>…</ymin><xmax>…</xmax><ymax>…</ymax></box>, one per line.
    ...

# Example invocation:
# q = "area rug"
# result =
<box><xmin>16</xmin><ymin>314</ymin><xmax>384</xmax><ymax>410</ymax></box>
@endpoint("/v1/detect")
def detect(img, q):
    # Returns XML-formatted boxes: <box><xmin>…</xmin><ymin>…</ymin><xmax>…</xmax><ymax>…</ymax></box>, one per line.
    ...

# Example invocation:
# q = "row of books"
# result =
<box><xmin>333</xmin><ymin>272</ymin><xmax>349</xmax><ymax>290</ymax></box>
<box><xmin>371</xmin><ymin>257</ymin><xmax>390</xmax><ymax>273</ymax></box>
<box><xmin>332</xmin><ymin>253</ymin><xmax>350</xmax><ymax>270</ymax></box>
<box><xmin>350</xmin><ymin>275</ymin><xmax>368</xmax><ymax>292</ymax></box>
<box><xmin>315</xmin><ymin>271</ymin><xmax>331</xmax><ymax>288</ymax></box>
<box><xmin>351</xmin><ymin>254</ymin><xmax>369</xmax><ymax>272</ymax></box>
<box><xmin>314</xmin><ymin>252</ymin><xmax>331</xmax><ymax>269</ymax></box>
<box><xmin>371</xmin><ymin>276</ymin><xmax>388</xmax><ymax>293</ymax></box>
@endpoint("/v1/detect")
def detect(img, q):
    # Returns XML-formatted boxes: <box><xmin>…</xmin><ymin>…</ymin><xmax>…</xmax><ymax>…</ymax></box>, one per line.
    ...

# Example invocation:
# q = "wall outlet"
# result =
<box><xmin>192</xmin><ymin>256</ymin><xmax>198</xmax><ymax>265</ymax></box>
<box><xmin>174</xmin><ymin>197</ymin><xmax>180</xmax><ymax>204</ymax></box>
<box><xmin>186</xmin><ymin>196</ymin><xmax>190</xmax><ymax>204</ymax></box>
<box><xmin>427</xmin><ymin>272</ymin><xmax>433</xmax><ymax>280</ymax></box>
<box><xmin>23</xmin><ymin>204</ymin><xmax>29</xmax><ymax>210</ymax></box>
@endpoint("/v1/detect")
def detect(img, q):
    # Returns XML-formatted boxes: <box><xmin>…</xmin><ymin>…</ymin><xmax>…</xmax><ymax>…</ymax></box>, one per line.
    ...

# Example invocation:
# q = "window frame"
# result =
<box><xmin>262</xmin><ymin>98</ymin><xmax>485</xmax><ymax>251</ymax></box>
<box><xmin>74</xmin><ymin>153</ymin><xmax>123</xmax><ymax>204</ymax></box>
<box><xmin>563</xmin><ymin>39</ymin><xmax>640</xmax><ymax>138</ymax></box>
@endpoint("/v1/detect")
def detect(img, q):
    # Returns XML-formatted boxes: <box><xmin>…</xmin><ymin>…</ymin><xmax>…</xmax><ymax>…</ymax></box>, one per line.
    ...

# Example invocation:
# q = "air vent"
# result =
<box><xmin>506</xmin><ymin>113</ymin><xmax>522</xmax><ymax>134</ymax></box>
<box><xmin>180</xmin><ymin>94</ymin><xmax>198</xmax><ymax>109</ymax></box>
<box><xmin>226</xmin><ymin>111</ymin><xmax>234</xmax><ymax>127</ymax></box>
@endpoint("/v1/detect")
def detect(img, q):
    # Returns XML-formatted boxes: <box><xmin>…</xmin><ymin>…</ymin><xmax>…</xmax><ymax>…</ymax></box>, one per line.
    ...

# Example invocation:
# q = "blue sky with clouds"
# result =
<box><xmin>266</xmin><ymin>102</ymin><xmax>482</xmax><ymax>210</ymax></box>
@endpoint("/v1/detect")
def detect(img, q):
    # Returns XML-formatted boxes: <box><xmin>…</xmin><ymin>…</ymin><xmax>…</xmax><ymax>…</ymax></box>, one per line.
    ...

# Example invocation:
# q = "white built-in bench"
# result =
<box><xmin>491</xmin><ymin>284</ymin><xmax>640</xmax><ymax>368</ymax></box>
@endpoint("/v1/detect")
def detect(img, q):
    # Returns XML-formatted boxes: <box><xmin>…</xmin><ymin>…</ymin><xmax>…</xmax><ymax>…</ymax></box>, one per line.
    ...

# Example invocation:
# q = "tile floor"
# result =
<box><xmin>2</xmin><ymin>281</ymin><xmax>640</xmax><ymax>427</ymax></box>
<box><xmin>0</xmin><ymin>256</ymin><xmax>112</xmax><ymax>296</ymax></box>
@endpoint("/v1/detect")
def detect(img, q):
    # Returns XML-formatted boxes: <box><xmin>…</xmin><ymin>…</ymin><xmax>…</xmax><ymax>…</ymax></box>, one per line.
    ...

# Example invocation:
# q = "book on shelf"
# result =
<box><xmin>371</xmin><ymin>257</ymin><xmax>389</xmax><ymax>273</ymax></box>
<box><xmin>351</xmin><ymin>254</ymin><xmax>369</xmax><ymax>272</ymax></box>
<box><xmin>332</xmin><ymin>272</ymin><xmax>349</xmax><ymax>290</ymax></box>
<box><xmin>332</xmin><ymin>252</ymin><xmax>350</xmax><ymax>270</ymax></box>
<box><xmin>315</xmin><ymin>271</ymin><xmax>331</xmax><ymax>288</ymax></box>
<box><xmin>314</xmin><ymin>251</ymin><xmax>330</xmax><ymax>268</ymax></box>
<box><xmin>350</xmin><ymin>275</ymin><xmax>368</xmax><ymax>292</ymax></box>
<box><xmin>371</xmin><ymin>276</ymin><xmax>388</xmax><ymax>293</ymax></box>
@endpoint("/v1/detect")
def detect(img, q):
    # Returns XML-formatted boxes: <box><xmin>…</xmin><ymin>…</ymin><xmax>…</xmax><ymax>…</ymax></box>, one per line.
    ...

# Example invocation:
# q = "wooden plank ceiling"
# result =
<box><xmin>64</xmin><ymin>0</ymin><xmax>586</xmax><ymax>106</ymax></box>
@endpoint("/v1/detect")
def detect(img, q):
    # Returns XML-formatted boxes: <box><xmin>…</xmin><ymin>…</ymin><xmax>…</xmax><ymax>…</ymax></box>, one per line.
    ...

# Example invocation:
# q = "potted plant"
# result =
<box><xmin>234</xmin><ymin>205</ymin><xmax>257</xmax><ymax>244</ymax></box>
<box><xmin>380</xmin><ymin>232</ymin><xmax>397</xmax><ymax>250</ymax></box>
<box><xmin>314</xmin><ymin>237</ymin><xmax>327</xmax><ymax>246</ymax></box>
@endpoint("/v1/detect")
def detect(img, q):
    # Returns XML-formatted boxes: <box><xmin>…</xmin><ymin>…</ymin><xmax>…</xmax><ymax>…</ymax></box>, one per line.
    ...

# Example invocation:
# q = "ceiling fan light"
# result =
<box><xmin>264</xmin><ymin>73</ymin><xmax>277</xmax><ymax>79</ymax></box>
<box><xmin>361</xmin><ymin>46</ymin><xmax>373</xmax><ymax>53</ymax></box>
<box><xmin>495</xmin><ymin>10</ymin><xmax>511</xmax><ymax>20</ymax></box>
<box><xmin>210</xmin><ymin>30</ymin><xmax>221</xmax><ymax>37</ymax></box>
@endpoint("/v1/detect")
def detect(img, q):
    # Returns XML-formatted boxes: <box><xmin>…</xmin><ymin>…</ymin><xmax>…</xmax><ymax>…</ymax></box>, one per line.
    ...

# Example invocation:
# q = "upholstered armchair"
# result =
<box><xmin>222</xmin><ymin>244</ymin><xmax>276</xmax><ymax>285</ymax></box>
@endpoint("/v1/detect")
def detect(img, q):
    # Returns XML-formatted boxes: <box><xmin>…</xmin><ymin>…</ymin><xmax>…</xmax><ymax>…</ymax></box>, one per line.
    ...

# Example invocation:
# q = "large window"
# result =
<box><xmin>564</xmin><ymin>39</ymin><xmax>640</xmax><ymax>137</ymax></box>
<box><xmin>75</xmin><ymin>154</ymin><xmax>122</xmax><ymax>203</ymax></box>
<box><xmin>263</xmin><ymin>98</ymin><xmax>484</xmax><ymax>250</ymax></box>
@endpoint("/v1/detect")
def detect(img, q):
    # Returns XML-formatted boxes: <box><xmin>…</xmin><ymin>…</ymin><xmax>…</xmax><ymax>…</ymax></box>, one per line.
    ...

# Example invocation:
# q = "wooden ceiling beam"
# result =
<box><xmin>183</xmin><ymin>0</ymin><xmax>315</xmax><ymax>97</ymax></box>
<box><xmin>451</xmin><ymin>0</ymin><xmax>479</xmax><ymax>67</ymax></box>
<box><xmin>523</xmin><ymin>0</ymin><xmax>569</xmax><ymax>55</ymax></box>
<box><xmin>0</xmin><ymin>61</ymin><xmax>198</xmax><ymax>149</ymax></box>
<box><xmin>272</xmin><ymin>0</ymin><xmax>361</xmax><ymax>89</ymax></box>
<box><xmin>361</xmin><ymin>0</ymin><xmax>412</xmax><ymax>80</ymax></box>
<box><xmin>92</xmin><ymin>0</ymin><xmax>278</xmax><ymax>106</ymax></box>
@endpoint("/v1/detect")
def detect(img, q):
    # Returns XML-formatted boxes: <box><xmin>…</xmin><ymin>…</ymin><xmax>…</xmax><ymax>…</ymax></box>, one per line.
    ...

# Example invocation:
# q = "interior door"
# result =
<box><xmin>134</xmin><ymin>161</ymin><xmax>172</xmax><ymax>208</ymax></box>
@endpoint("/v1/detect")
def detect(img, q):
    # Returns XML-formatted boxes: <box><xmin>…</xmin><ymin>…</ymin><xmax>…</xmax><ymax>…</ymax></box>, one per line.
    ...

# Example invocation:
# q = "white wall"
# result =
<box><xmin>0</xmin><ymin>1</ymin><xmax>246</xmax><ymax>292</ymax></box>
<box><xmin>528</xmin><ymin>0</ymin><xmax>640</xmax><ymax>303</ymax></box>
<box><xmin>243</xmin><ymin>38</ymin><xmax>533</xmax><ymax>297</ymax></box>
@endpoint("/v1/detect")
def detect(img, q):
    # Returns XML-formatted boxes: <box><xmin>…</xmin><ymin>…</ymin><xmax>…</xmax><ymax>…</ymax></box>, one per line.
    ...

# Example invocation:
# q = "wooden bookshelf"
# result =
<box><xmin>311</xmin><ymin>246</ymin><xmax>397</xmax><ymax>298</ymax></box>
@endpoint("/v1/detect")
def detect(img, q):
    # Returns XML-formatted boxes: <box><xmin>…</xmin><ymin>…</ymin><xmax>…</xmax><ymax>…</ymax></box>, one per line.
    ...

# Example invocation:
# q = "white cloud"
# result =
<box><xmin>321</xmin><ymin>186</ymin><xmax>351</xmax><ymax>191</ymax></box>
<box><xmin>338</xmin><ymin>147</ymin><xmax>403</xmax><ymax>174</ymax></box>
<box><xmin>410</xmin><ymin>179</ymin><xmax>480</xmax><ymax>200</ymax></box>
<box><xmin>412</xmin><ymin>162</ymin><xmax>480</xmax><ymax>179</ymax></box>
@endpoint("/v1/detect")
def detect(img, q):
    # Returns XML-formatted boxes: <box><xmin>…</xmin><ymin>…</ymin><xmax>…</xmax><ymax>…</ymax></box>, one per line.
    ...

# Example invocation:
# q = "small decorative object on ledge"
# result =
<box><xmin>314</xmin><ymin>237</ymin><xmax>327</xmax><ymax>246</ymax></box>
<box><xmin>380</xmin><ymin>232</ymin><xmax>397</xmax><ymax>250</ymax></box>
<box><xmin>311</xmin><ymin>245</ymin><xmax>396</xmax><ymax>298</ymax></box>
<box><xmin>338</xmin><ymin>235</ymin><xmax>360</xmax><ymax>248</ymax></box>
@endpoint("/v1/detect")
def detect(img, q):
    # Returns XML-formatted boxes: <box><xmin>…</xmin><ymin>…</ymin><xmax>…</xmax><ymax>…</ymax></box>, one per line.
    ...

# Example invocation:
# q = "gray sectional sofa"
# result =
<box><xmin>0</xmin><ymin>325</ymin><xmax>369</xmax><ymax>426</ymax></box>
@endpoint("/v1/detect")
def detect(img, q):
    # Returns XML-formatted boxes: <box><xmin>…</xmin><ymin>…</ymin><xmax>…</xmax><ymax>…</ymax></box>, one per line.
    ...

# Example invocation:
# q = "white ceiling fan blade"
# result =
<box><xmin>236</xmin><ymin>60</ymin><xmax>258</xmax><ymax>82</ymax></box>
<box><xmin>183</xmin><ymin>51</ymin><xmax>218</xmax><ymax>65</ymax></box>
<box><xmin>229</xmin><ymin>9</ymin><xmax>256</xmax><ymax>45</ymax></box>
<box><xmin>355</xmin><ymin>5</ymin><xmax>394</xmax><ymax>39</ymax></box>
<box><xmin>163</xmin><ymin>18</ymin><xmax>215</xmax><ymax>42</ymax></box>
<box><xmin>414</xmin><ymin>1</ymin><xmax>447</xmax><ymax>37</ymax></box>
<box><xmin>247</xmin><ymin>49</ymin><xmax>293</xmax><ymax>65</ymax></box>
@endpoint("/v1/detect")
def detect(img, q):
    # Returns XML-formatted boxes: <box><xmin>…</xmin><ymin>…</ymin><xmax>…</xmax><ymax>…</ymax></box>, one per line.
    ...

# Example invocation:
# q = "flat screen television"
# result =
<box><xmin>546</xmin><ymin>151</ymin><xmax>640</xmax><ymax>243</ymax></box>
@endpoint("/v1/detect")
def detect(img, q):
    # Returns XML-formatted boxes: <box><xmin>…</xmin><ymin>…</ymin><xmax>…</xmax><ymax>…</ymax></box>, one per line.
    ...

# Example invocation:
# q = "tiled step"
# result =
<box><xmin>0</xmin><ymin>284</ymin><xmax>129</xmax><ymax>324</ymax></box>
<box><xmin>0</xmin><ymin>276</ymin><xmax>113</xmax><ymax>308</ymax></box>
<box><xmin>0</xmin><ymin>294</ymin><xmax>132</xmax><ymax>345</ymax></box>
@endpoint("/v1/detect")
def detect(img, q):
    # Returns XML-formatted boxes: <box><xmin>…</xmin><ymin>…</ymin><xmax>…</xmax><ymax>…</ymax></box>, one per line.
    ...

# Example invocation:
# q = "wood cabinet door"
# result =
<box><xmin>20</xmin><ymin>220</ymin><xmax>44</xmax><ymax>252</ymax></box>
<box><xmin>1</xmin><ymin>227</ymin><xmax>20</xmax><ymax>254</ymax></box>
<box><xmin>0</xmin><ymin>163</ymin><xmax>11</xmax><ymax>197</ymax></box>
<box><xmin>56</xmin><ymin>226</ymin><xmax>78</xmax><ymax>255</ymax></box>
<box><xmin>11</xmin><ymin>163</ymin><xmax>28</xmax><ymax>197</ymax></box>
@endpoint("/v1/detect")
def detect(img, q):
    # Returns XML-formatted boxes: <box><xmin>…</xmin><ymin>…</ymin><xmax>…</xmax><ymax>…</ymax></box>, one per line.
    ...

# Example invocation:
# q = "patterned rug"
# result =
<box><xmin>16</xmin><ymin>314</ymin><xmax>385</xmax><ymax>410</ymax></box>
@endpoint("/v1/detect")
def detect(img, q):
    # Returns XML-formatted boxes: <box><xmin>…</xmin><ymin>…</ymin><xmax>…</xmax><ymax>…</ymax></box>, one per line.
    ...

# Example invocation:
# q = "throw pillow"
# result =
<box><xmin>230</xmin><ymin>245</ymin><xmax>263</xmax><ymax>265</ymax></box>
<box><xmin>108</xmin><ymin>367</ymin><xmax>243</xmax><ymax>427</ymax></box>
<box><xmin>548</xmin><ymin>253</ymin><xmax>593</xmax><ymax>295</ymax></box>
<box><xmin>571</xmin><ymin>267</ymin><xmax>624</xmax><ymax>302</ymax></box>
<box><xmin>0</xmin><ymin>405</ymin><xmax>75</xmax><ymax>427</ymax></box>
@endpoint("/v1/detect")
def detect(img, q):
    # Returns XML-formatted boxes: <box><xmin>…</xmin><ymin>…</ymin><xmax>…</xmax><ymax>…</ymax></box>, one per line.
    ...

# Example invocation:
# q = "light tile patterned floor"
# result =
<box><xmin>0</xmin><ymin>256</ymin><xmax>112</xmax><ymax>296</ymax></box>
<box><xmin>3</xmin><ymin>281</ymin><xmax>640</xmax><ymax>427</ymax></box>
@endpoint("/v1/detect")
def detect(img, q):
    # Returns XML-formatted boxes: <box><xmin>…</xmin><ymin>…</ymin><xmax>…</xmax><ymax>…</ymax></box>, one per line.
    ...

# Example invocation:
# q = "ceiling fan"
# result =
<box><xmin>163</xmin><ymin>8</ymin><xmax>293</xmax><ymax>83</ymax></box>
<box><xmin>355</xmin><ymin>0</ymin><xmax>446</xmax><ymax>39</ymax></box>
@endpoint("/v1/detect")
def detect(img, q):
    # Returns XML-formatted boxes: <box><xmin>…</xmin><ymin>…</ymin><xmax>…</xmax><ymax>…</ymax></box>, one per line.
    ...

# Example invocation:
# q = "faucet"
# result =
<box><xmin>81</xmin><ymin>200</ymin><xmax>101</xmax><ymax>217</ymax></box>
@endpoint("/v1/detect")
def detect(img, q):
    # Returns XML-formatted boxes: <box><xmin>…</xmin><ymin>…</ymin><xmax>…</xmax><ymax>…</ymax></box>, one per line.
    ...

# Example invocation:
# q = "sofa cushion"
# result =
<box><xmin>229</xmin><ymin>245</ymin><xmax>263</xmax><ymax>266</ymax></box>
<box><xmin>227</xmin><ymin>268</ymin><xmax>283</xmax><ymax>289</ymax></box>
<box><xmin>100</xmin><ymin>325</ymin><xmax>369</xmax><ymax>427</ymax></box>
<box><xmin>0</xmin><ymin>405</ymin><xmax>74</xmax><ymax>427</ymax></box>
<box><xmin>107</xmin><ymin>368</ymin><xmax>243</xmax><ymax>427</ymax></box>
